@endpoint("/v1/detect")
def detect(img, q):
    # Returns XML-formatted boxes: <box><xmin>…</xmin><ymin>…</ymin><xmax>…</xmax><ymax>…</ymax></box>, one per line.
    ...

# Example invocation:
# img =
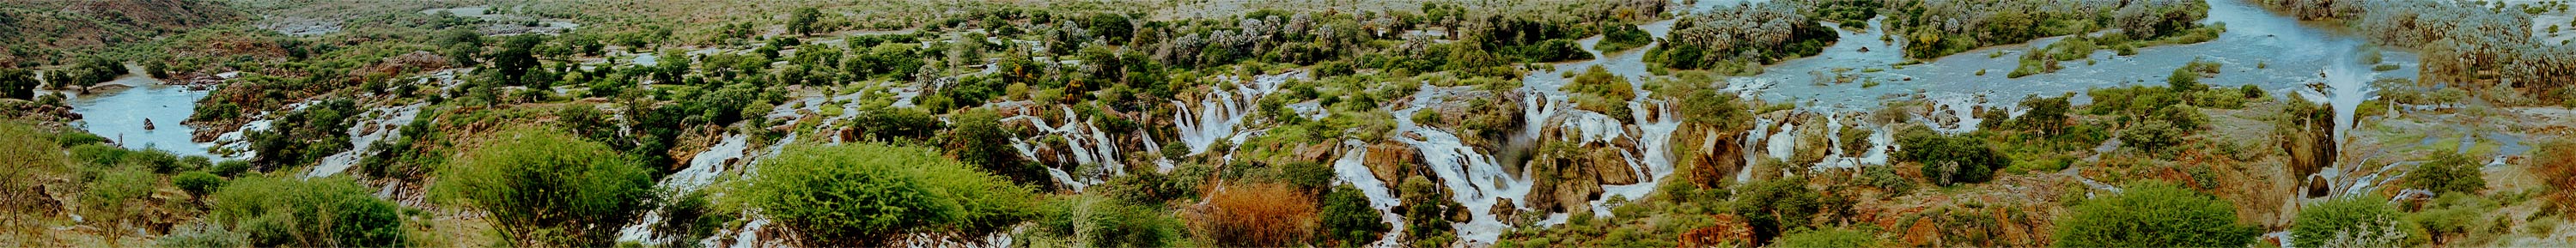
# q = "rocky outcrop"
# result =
<box><xmin>1688</xmin><ymin>127</ymin><xmax>1748</xmax><ymax>187</ymax></box>
<box><xmin>1521</xmin><ymin>143</ymin><xmax>1615</xmax><ymax>215</ymax></box>
<box><xmin>1364</xmin><ymin>142</ymin><xmax>1417</xmax><ymax>184</ymax></box>
<box><xmin>2280</xmin><ymin>102</ymin><xmax>2335</xmax><ymax>197</ymax></box>
<box><xmin>1590</xmin><ymin>144</ymin><xmax>1638</xmax><ymax>184</ymax></box>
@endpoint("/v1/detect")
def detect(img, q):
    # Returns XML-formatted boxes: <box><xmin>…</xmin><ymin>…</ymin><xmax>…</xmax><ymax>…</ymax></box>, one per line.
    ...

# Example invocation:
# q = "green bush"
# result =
<box><xmin>2055</xmin><ymin>181</ymin><xmax>2259</xmax><ymax>247</ymax></box>
<box><xmin>1035</xmin><ymin>194</ymin><xmax>1183</xmax><ymax>247</ymax></box>
<box><xmin>81</xmin><ymin>163</ymin><xmax>154</xmax><ymax>230</ymax></box>
<box><xmin>1894</xmin><ymin>127</ymin><xmax>2007</xmax><ymax>185</ymax></box>
<box><xmin>2402</xmin><ymin>150</ymin><xmax>2487</xmax><ymax>195</ymax></box>
<box><xmin>1319</xmin><ymin>184</ymin><xmax>1391</xmax><ymax>246</ymax></box>
<box><xmin>944</xmin><ymin>108</ymin><xmax>1049</xmax><ymax>188</ymax></box>
<box><xmin>740</xmin><ymin>142</ymin><xmax>1038</xmax><ymax>246</ymax></box>
<box><xmin>211</xmin><ymin>160</ymin><xmax>252</xmax><ymax>178</ymax></box>
<box><xmin>174</xmin><ymin>172</ymin><xmax>225</xmax><ymax>197</ymax></box>
<box><xmin>208</xmin><ymin>176</ymin><xmax>406</xmax><ymax>247</ymax></box>
<box><xmin>439</xmin><ymin>127</ymin><xmax>655</xmax><ymax>246</ymax></box>
<box><xmin>1771</xmin><ymin>227</ymin><xmax>1881</xmax><ymax>247</ymax></box>
<box><xmin>157</xmin><ymin>221</ymin><xmax>246</xmax><ymax>248</ymax></box>
<box><xmin>1738</xmin><ymin>177</ymin><xmax>1822</xmax><ymax>245</ymax></box>
<box><xmin>1597</xmin><ymin>22</ymin><xmax>1653</xmax><ymax>52</ymax></box>
<box><xmin>2293</xmin><ymin>196</ymin><xmax>2410</xmax><ymax>248</ymax></box>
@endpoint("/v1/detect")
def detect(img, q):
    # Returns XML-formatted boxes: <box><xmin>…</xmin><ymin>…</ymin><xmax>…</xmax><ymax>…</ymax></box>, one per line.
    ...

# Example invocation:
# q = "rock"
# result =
<box><xmin>1592</xmin><ymin>146</ymin><xmax>1638</xmax><ymax>184</ymax></box>
<box><xmin>1364</xmin><ymin>142</ymin><xmax>1417</xmax><ymax>184</ymax></box>
<box><xmin>837</xmin><ymin>126</ymin><xmax>859</xmax><ymax>142</ymax></box>
<box><xmin>1690</xmin><ymin>129</ymin><xmax>1749</xmax><ymax>187</ymax></box>
<box><xmin>1679</xmin><ymin>214</ymin><xmax>1755</xmax><ymax>248</ymax></box>
<box><xmin>1293</xmin><ymin>143</ymin><xmax>1334</xmax><ymax>163</ymax></box>
<box><xmin>1032</xmin><ymin>146</ymin><xmax>1064</xmax><ymax>167</ymax></box>
<box><xmin>1555</xmin><ymin>178</ymin><xmax>1601</xmax><ymax>214</ymax></box>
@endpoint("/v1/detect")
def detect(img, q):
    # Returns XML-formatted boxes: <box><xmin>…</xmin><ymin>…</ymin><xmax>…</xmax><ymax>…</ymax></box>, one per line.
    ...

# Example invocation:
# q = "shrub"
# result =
<box><xmin>439</xmin><ymin>127</ymin><xmax>655</xmax><ymax>246</ymax></box>
<box><xmin>2</xmin><ymin>122</ymin><xmax>67</xmax><ymax>223</ymax></box>
<box><xmin>1570</xmin><ymin>65</ymin><xmax>1635</xmax><ymax>101</ymax></box>
<box><xmin>1319</xmin><ymin>184</ymin><xmax>1391</xmax><ymax>246</ymax></box>
<box><xmin>2402</xmin><ymin>150</ymin><xmax>2486</xmax><ymax>196</ymax></box>
<box><xmin>2294</xmin><ymin>196</ymin><xmax>2410</xmax><ymax>248</ymax></box>
<box><xmin>208</xmin><ymin>176</ymin><xmax>405</xmax><ymax>247</ymax></box>
<box><xmin>210</xmin><ymin>160</ymin><xmax>252</xmax><ymax>178</ymax></box>
<box><xmin>944</xmin><ymin>108</ymin><xmax>1049</xmax><ymax>188</ymax></box>
<box><xmin>157</xmin><ymin>221</ymin><xmax>246</xmax><ymax>248</ymax></box>
<box><xmin>1395</xmin><ymin>175</ymin><xmax>1459</xmax><ymax>247</ymax></box>
<box><xmin>2055</xmin><ymin>181</ymin><xmax>2259</xmax><ymax>247</ymax></box>
<box><xmin>1771</xmin><ymin>227</ymin><xmax>1881</xmax><ymax>247</ymax></box>
<box><xmin>1191</xmin><ymin>183</ymin><xmax>1318</xmax><ymax>247</ymax></box>
<box><xmin>2409</xmin><ymin>194</ymin><xmax>2502</xmax><ymax>245</ymax></box>
<box><xmin>1738</xmin><ymin>177</ymin><xmax>1822</xmax><ymax>245</ymax></box>
<box><xmin>740</xmin><ymin>143</ymin><xmax>1038</xmax><ymax>246</ymax></box>
<box><xmin>1894</xmin><ymin>127</ymin><xmax>2007</xmax><ymax>185</ymax></box>
<box><xmin>1035</xmin><ymin>194</ymin><xmax>1183</xmax><ymax>247</ymax></box>
<box><xmin>2536</xmin><ymin>140</ymin><xmax>2576</xmax><ymax>209</ymax></box>
<box><xmin>174</xmin><ymin>172</ymin><xmax>225</xmax><ymax>197</ymax></box>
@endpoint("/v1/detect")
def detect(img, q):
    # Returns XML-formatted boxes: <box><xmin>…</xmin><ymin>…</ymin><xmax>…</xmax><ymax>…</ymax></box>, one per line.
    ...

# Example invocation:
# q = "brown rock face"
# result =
<box><xmin>1690</xmin><ymin>129</ymin><xmax>1749</xmax><ymax>188</ymax></box>
<box><xmin>1681</xmin><ymin>214</ymin><xmax>1756</xmax><ymax>248</ymax></box>
<box><xmin>1292</xmin><ymin>143</ymin><xmax>1335</xmax><ymax>164</ymax></box>
<box><xmin>1364</xmin><ymin>142</ymin><xmax>1418</xmax><ymax>184</ymax></box>
<box><xmin>1592</xmin><ymin>145</ymin><xmax>1639</xmax><ymax>185</ymax></box>
<box><xmin>2280</xmin><ymin>102</ymin><xmax>2335</xmax><ymax>197</ymax></box>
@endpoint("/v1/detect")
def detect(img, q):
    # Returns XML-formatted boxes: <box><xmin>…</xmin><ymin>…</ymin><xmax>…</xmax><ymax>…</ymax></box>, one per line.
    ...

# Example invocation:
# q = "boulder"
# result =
<box><xmin>1592</xmin><ymin>146</ymin><xmax>1638</xmax><ymax>184</ymax></box>
<box><xmin>1364</xmin><ymin>142</ymin><xmax>1417</xmax><ymax>184</ymax></box>
<box><xmin>1690</xmin><ymin>129</ymin><xmax>1749</xmax><ymax>187</ymax></box>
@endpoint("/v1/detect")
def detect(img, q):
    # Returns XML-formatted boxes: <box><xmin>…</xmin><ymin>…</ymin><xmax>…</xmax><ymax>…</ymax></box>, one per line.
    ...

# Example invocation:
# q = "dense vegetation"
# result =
<box><xmin>3</xmin><ymin>0</ymin><xmax>2572</xmax><ymax>247</ymax></box>
<box><xmin>740</xmin><ymin>143</ymin><xmax>1038</xmax><ymax>246</ymax></box>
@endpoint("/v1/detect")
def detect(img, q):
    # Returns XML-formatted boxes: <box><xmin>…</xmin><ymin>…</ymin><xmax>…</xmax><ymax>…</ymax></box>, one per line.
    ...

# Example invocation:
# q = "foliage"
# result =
<box><xmin>1398</xmin><ymin>176</ymin><xmax>1459</xmax><ymax>247</ymax></box>
<box><xmin>174</xmin><ymin>172</ymin><xmax>225</xmax><ymax>197</ymax></box>
<box><xmin>943</xmin><ymin>108</ymin><xmax>1049</xmax><ymax>188</ymax></box>
<box><xmin>1596</xmin><ymin>22</ymin><xmax>1653</xmax><ymax>52</ymax></box>
<box><xmin>2402</xmin><ymin>150</ymin><xmax>2486</xmax><ymax>196</ymax></box>
<box><xmin>157</xmin><ymin>221</ymin><xmax>246</xmax><ymax>248</ymax></box>
<box><xmin>1319</xmin><ymin>184</ymin><xmax>1391</xmax><ymax>246</ymax></box>
<box><xmin>1034</xmin><ymin>193</ymin><xmax>1183</xmax><ymax>248</ymax></box>
<box><xmin>439</xmin><ymin>127</ymin><xmax>655</xmax><ymax>246</ymax></box>
<box><xmin>1894</xmin><ymin>126</ymin><xmax>2007</xmax><ymax>185</ymax></box>
<box><xmin>1568</xmin><ymin>65</ymin><xmax>1635</xmax><ymax>101</ymax></box>
<box><xmin>208</xmin><ymin>176</ymin><xmax>406</xmax><ymax>247</ymax></box>
<box><xmin>0</xmin><ymin>68</ymin><xmax>34</xmax><ymax>100</ymax></box>
<box><xmin>1737</xmin><ymin>177</ymin><xmax>1822</xmax><ymax>245</ymax></box>
<box><xmin>2408</xmin><ymin>193</ymin><xmax>2504</xmax><ymax>245</ymax></box>
<box><xmin>1770</xmin><ymin>227</ymin><xmax>1881</xmax><ymax>248</ymax></box>
<box><xmin>2054</xmin><ymin>181</ymin><xmax>2260</xmax><ymax>247</ymax></box>
<box><xmin>2293</xmin><ymin>195</ymin><xmax>2411</xmax><ymax>248</ymax></box>
<box><xmin>248</xmin><ymin>98</ymin><xmax>359</xmax><ymax>170</ymax></box>
<box><xmin>789</xmin><ymin>7</ymin><xmax>823</xmax><ymax>36</ymax></box>
<box><xmin>0</xmin><ymin>122</ymin><xmax>66</xmax><ymax>233</ymax></box>
<box><xmin>2537</xmin><ymin>140</ymin><xmax>2576</xmax><ymax>209</ymax></box>
<box><xmin>1652</xmin><ymin>3</ymin><xmax>1837</xmax><ymax>70</ymax></box>
<box><xmin>1191</xmin><ymin>183</ymin><xmax>1318</xmax><ymax>247</ymax></box>
<box><xmin>740</xmin><ymin>143</ymin><xmax>1038</xmax><ymax>246</ymax></box>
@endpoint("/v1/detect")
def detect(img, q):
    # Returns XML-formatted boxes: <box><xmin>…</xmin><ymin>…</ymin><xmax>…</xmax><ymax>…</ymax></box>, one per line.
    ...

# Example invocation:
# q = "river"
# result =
<box><xmin>52</xmin><ymin>72</ymin><xmax>222</xmax><ymax>160</ymax></box>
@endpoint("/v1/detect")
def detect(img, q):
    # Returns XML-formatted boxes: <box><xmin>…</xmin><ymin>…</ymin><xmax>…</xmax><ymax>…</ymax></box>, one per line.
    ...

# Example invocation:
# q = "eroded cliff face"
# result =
<box><xmin>2280</xmin><ymin>102</ymin><xmax>2336</xmax><ymax>197</ymax></box>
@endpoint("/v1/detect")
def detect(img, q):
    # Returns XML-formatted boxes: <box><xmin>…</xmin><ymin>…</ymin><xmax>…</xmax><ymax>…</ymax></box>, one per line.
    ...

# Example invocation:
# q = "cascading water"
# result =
<box><xmin>1392</xmin><ymin>84</ymin><xmax>1531</xmax><ymax>244</ymax></box>
<box><xmin>1329</xmin><ymin>139</ymin><xmax>1408</xmax><ymax>247</ymax></box>
<box><xmin>1173</xmin><ymin>70</ymin><xmax>1301</xmax><ymax>155</ymax></box>
<box><xmin>306</xmin><ymin>103</ymin><xmax>425</xmax><ymax>178</ymax></box>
